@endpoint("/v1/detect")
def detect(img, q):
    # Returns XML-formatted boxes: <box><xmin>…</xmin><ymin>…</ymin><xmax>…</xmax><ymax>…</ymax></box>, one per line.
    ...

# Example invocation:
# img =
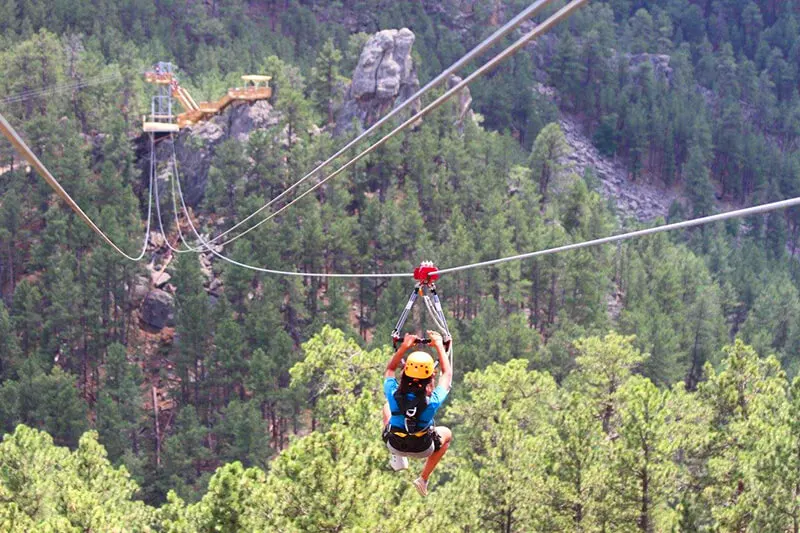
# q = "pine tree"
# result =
<box><xmin>10</xmin><ymin>279</ymin><xmax>42</xmax><ymax>359</ymax></box>
<box><xmin>172</xmin><ymin>254</ymin><xmax>212</xmax><ymax>407</ymax></box>
<box><xmin>206</xmin><ymin>139</ymin><xmax>249</xmax><ymax>217</ymax></box>
<box><xmin>0</xmin><ymin>361</ymin><xmax>88</xmax><ymax>447</ymax></box>
<box><xmin>612</xmin><ymin>376</ymin><xmax>677</xmax><ymax>530</ymax></box>
<box><xmin>210</xmin><ymin>312</ymin><xmax>246</xmax><ymax>405</ymax></box>
<box><xmin>549</xmin><ymin>31</ymin><xmax>586</xmax><ymax>108</ymax></box>
<box><xmin>739</xmin><ymin>273</ymin><xmax>800</xmax><ymax>367</ymax></box>
<box><xmin>214</xmin><ymin>399</ymin><xmax>271</xmax><ymax>469</ymax></box>
<box><xmin>696</xmin><ymin>340</ymin><xmax>787</xmax><ymax>530</ymax></box>
<box><xmin>0</xmin><ymin>300</ymin><xmax>21</xmax><ymax>379</ymax></box>
<box><xmin>685</xmin><ymin>146</ymin><xmax>715</xmax><ymax>217</ymax></box>
<box><xmin>546</xmin><ymin>389</ymin><xmax>610</xmax><ymax>529</ymax></box>
<box><xmin>572</xmin><ymin>332</ymin><xmax>647</xmax><ymax>435</ymax></box>
<box><xmin>530</xmin><ymin>123</ymin><xmax>570</xmax><ymax>204</ymax></box>
<box><xmin>310</xmin><ymin>38</ymin><xmax>343</xmax><ymax>124</ymax></box>
<box><xmin>95</xmin><ymin>343</ymin><xmax>144</xmax><ymax>464</ymax></box>
<box><xmin>161</xmin><ymin>406</ymin><xmax>212</xmax><ymax>502</ymax></box>
<box><xmin>447</xmin><ymin>359</ymin><xmax>558</xmax><ymax>531</ymax></box>
<box><xmin>0</xmin><ymin>426</ymin><xmax>155</xmax><ymax>530</ymax></box>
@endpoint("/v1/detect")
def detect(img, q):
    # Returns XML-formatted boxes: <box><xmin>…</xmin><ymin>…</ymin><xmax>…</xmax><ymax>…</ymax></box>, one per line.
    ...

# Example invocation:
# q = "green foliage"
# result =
<box><xmin>95</xmin><ymin>343</ymin><xmax>144</xmax><ymax>464</ymax></box>
<box><xmin>206</xmin><ymin>139</ymin><xmax>249</xmax><ymax>217</ymax></box>
<box><xmin>4</xmin><ymin>1</ymin><xmax>800</xmax><ymax>526</ymax></box>
<box><xmin>0</xmin><ymin>362</ymin><xmax>87</xmax><ymax>447</ymax></box>
<box><xmin>2</xmin><ymin>332</ymin><xmax>800</xmax><ymax>531</ymax></box>
<box><xmin>0</xmin><ymin>426</ymin><xmax>153</xmax><ymax>531</ymax></box>
<box><xmin>529</xmin><ymin>123</ymin><xmax>569</xmax><ymax>204</ymax></box>
<box><xmin>290</xmin><ymin>325</ymin><xmax>387</xmax><ymax>427</ymax></box>
<box><xmin>310</xmin><ymin>38</ymin><xmax>343</xmax><ymax>124</ymax></box>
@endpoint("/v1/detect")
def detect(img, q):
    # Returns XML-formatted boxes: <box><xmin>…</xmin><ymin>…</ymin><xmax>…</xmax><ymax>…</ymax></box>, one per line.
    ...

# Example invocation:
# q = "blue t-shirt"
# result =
<box><xmin>384</xmin><ymin>377</ymin><xmax>448</xmax><ymax>431</ymax></box>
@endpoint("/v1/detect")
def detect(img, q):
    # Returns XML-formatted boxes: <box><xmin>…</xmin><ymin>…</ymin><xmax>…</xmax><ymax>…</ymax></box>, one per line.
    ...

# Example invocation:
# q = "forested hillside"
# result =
<box><xmin>2</xmin><ymin>0</ymin><xmax>800</xmax><ymax>530</ymax></box>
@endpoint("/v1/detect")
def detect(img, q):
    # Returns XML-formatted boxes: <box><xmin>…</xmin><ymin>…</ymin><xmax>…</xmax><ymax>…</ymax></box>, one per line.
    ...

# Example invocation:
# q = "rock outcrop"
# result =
<box><xmin>142</xmin><ymin>289</ymin><xmax>175</xmax><ymax>330</ymax></box>
<box><xmin>335</xmin><ymin>28</ymin><xmax>421</xmax><ymax>135</ymax></box>
<box><xmin>130</xmin><ymin>275</ymin><xmax>150</xmax><ymax>305</ymax></box>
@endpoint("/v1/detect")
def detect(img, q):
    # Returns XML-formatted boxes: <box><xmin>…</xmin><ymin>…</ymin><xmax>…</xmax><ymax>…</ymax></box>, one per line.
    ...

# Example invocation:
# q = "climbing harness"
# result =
<box><xmin>385</xmin><ymin>266</ymin><xmax>453</xmax><ymax>453</ymax></box>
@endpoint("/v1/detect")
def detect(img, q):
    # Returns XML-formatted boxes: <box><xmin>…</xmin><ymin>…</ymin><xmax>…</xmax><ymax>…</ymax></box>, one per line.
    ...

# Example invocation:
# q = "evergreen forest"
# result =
<box><xmin>2</xmin><ymin>0</ymin><xmax>800</xmax><ymax>530</ymax></box>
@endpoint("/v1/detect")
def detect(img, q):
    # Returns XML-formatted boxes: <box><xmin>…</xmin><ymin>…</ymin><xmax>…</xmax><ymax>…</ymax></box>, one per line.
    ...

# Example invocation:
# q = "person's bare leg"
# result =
<box><xmin>420</xmin><ymin>427</ymin><xmax>451</xmax><ymax>481</ymax></box>
<box><xmin>382</xmin><ymin>402</ymin><xmax>391</xmax><ymax>426</ymax></box>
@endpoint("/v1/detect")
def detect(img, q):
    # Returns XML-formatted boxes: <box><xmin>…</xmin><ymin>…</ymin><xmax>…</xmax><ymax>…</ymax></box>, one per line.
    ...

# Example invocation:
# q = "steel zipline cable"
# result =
<box><xmin>0</xmin><ymin>73</ymin><xmax>122</xmax><ymax>105</ymax></box>
<box><xmin>435</xmin><ymin>197</ymin><xmax>800</xmax><ymax>275</ymax></box>
<box><xmin>166</xmin><ymin>131</ymin><xmax>800</xmax><ymax>279</ymax></box>
<box><xmin>0</xmin><ymin>111</ymin><xmax>155</xmax><ymax>261</ymax></box>
<box><xmin>206</xmin><ymin>0</ymin><xmax>590</xmax><ymax>248</ymax></box>
<box><xmin>198</xmin><ymin>0</ymin><xmax>558</xmax><ymax>249</ymax></box>
<box><xmin>8</xmin><ymin>0</ymin><xmax>800</xmax><ymax>283</ymax></box>
<box><xmin>151</xmin><ymin>133</ymin><xmax>201</xmax><ymax>254</ymax></box>
<box><xmin>166</xmin><ymin>135</ymin><xmax>409</xmax><ymax>278</ymax></box>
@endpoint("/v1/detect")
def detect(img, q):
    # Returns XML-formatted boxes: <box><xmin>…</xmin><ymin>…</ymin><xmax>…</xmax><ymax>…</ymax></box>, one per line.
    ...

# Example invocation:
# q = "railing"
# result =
<box><xmin>229</xmin><ymin>86</ymin><xmax>272</xmax><ymax>99</ymax></box>
<box><xmin>144</xmin><ymin>72</ymin><xmax>174</xmax><ymax>84</ymax></box>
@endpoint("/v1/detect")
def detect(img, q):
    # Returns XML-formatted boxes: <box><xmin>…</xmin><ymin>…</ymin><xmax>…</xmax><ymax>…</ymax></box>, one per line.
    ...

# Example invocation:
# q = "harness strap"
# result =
<box><xmin>390</xmin><ymin>429</ymin><xmax>429</xmax><ymax>438</ymax></box>
<box><xmin>391</xmin><ymin>285</ymin><xmax>420</xmax><ymax>348</ymax></box>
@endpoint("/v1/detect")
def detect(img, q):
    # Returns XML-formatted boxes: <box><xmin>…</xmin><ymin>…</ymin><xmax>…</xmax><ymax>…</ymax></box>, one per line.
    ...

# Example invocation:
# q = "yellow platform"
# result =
<box><xmin>142</xmin><ymin>119</ymin><xmax>180</xmax><ymax>133</ymax></box>
<box><xmin>144</xmin><ymin>72</ymin><xmax>175</xmax><ymax>85</ymax></box>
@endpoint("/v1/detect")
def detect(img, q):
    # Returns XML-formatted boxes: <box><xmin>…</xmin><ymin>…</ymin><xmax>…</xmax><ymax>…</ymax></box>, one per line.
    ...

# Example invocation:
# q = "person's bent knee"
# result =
<box><xmin>436</xmin><ymin>426</ymin><xmax>452</xmax><ymax>444</ymax></box>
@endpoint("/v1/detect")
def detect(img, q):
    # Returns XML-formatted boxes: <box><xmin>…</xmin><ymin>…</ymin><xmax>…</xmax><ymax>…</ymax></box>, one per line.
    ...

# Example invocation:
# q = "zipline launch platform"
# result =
<box><xmin>142</xmin><ymin>62</ymin><xmax>271</xmax><ymax>132</ymax></box>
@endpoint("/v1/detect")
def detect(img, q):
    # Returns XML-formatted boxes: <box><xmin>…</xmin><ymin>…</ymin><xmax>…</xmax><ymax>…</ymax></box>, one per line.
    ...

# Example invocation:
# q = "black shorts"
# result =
<box><xmin>383</xmin><ymin>425</ymin><xmax>442</xmax><ymax>455</ymax></box>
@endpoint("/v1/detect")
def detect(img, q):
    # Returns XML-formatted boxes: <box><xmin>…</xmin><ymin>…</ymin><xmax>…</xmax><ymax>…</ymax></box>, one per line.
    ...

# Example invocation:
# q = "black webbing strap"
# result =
<box><xmin>428</xmin><ymin>284</ymin><xmax>452</xmax><ymax>349</ymax></box>
<box><xmin>391</xmin><ymin>284</ymin><xmax>420</xmax><ymax>349</ymax></box>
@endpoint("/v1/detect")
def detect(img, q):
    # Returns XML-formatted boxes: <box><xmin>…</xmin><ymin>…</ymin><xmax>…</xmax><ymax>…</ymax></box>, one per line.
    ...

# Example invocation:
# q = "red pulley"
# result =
<box><xmin>413</xmin><ymin>261</ymin><xmax>439</xmax><ymax>283</ymax></box>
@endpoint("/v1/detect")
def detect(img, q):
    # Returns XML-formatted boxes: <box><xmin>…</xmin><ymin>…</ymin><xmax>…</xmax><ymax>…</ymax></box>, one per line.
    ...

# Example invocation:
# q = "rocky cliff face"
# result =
<box><xmin>560</xmin><ymin>114</ymin><xmax>678</xmax><ymax>221</ymax></box>
<box><xmin>335</xmin><ymin>28</ymin><xmax>421</xmax><ymax>135</ymax></box>
<box><xmin>142</xmin><ymin>100</ymin><xmax>278</xmax><ymax>208</ymax></box>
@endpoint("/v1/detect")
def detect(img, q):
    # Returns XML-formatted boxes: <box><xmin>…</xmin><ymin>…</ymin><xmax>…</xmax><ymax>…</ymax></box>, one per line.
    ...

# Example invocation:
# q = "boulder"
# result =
<box><xmin>151</xmin><ymin>271</ymin><xmax>171</xmax><ymax>289</ymax></box>
<box><xmin>142</xmin><ymin>289</ymin><xmax>175</xmax><ymax>329</ymax></box>
<box><xmin>149</xmin><ymin>232</ymin><xmax>165</xmax><ymax>249</ymax></box>
<box><xmin>228</xmin><ymin>100</ymin><xmax>279</xmax><ymax>141</ymax></box>
<box><xmin>336</xmin><ymin>29</ymin><xmax>421</xmax><ymax>135</ymax></box>
<box><xmin>131</xmin><ymin>275</ymin><xmax>150</xmax><ymax>305</ymax></box>
<box><xmin>208</xmin><ymin>278</ymin><xmax>223</xmax><ymax>295</ymax></box>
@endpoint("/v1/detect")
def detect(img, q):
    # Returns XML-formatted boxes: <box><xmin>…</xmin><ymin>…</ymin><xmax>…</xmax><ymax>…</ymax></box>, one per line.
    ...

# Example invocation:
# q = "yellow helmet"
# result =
<box><xmin>404</xmin><ymin>351</ymin><xmax>435</xmax><ymax>380</ymax></box>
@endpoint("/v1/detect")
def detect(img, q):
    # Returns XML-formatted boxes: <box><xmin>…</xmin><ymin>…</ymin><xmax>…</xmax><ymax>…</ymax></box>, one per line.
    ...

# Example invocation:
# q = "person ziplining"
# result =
<box><xmin>382</xmin><ymin>331</ymin><xmax>452</xmax><ymax>497</ymax></box>
<box><xmin>381</xmin><ymin>263</ymin><xmax>454</xmax><ymax>496</ymax></box>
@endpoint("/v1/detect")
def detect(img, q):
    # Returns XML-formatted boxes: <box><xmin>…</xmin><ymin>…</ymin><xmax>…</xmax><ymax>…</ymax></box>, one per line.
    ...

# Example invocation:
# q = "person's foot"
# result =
<box><xmin>413</xmin><ymin>477</ymin><xmax>428</xmax><ymax>496</ymax></box>
<box><xmin>389</xmin><ymin>454</ymin><xmax>408</xmax><ymax>471</ymax></box>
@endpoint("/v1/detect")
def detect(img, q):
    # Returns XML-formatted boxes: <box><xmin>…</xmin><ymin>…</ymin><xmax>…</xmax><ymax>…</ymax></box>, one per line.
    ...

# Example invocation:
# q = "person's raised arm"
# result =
<box><xmin>428</xmin><ymin>331</ymin><xmax>452</xmax><ymax>391</ymax></box>
<box><xmin>385</xmin><ymin>333</ymin><xmax>418</xmax><ymax>378</ymax></box>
